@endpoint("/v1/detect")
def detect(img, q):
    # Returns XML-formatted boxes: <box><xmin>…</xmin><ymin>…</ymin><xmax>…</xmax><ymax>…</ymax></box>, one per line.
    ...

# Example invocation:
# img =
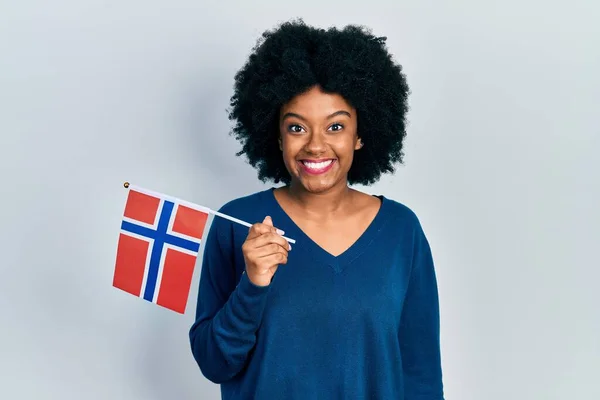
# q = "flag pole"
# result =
<box><xmin>123</xmin><ymin>182</ymin><xmax>296</xmax><ymax>244</ymax></box>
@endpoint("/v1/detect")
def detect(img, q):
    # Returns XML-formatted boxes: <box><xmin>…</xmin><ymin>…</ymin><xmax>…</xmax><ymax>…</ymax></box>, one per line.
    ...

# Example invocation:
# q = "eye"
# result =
<box><xmin>328</xmin><ymin>123</ymin><xmax>344</xmax><ymax>132</ymax></box>
<box><xmin>287</xmin><ymin>124</ymin><xmax>305</xmax><ymax>134</ymax></box>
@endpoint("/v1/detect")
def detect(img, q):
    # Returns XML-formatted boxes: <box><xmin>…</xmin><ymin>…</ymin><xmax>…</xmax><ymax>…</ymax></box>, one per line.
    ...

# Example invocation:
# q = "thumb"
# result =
<box><xmin>263</xmin><ymin>215</ymin><xmax>273</xmax><ymax>226</ymax></box>
<box><xmin>263</xmin><ymin>215</ymin><xmax>285</xmax><ymax>236</ymax></box>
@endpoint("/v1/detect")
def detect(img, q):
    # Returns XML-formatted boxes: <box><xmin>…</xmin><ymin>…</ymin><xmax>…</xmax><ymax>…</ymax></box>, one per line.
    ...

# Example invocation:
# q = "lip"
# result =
<box><xmin>297</xmin><ymin>159</ymin><xmax>336</xmax><ymax>175</ymax></box>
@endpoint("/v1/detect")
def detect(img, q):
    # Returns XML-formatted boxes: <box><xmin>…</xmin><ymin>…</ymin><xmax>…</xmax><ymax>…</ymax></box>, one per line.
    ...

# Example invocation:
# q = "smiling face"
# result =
<box><xmin>278</xmin><ymin>85</ymin><xmax>362</xmax><ymax>194</ymax></box>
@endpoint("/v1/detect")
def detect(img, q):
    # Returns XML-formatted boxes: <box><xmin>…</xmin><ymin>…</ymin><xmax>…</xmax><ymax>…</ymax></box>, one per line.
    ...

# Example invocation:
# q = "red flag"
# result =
<box><xmin>113</xmin><ymin>185</ymin><xmax>209</xmax><ymax>314</ymax></box>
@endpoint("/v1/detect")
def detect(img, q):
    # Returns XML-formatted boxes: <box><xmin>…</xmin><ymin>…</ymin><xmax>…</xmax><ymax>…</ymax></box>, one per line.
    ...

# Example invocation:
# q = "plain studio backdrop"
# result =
<box><xmin>1</xmin><ymin>1</ymin><xmax>598</xmax><ymax>399</ymax></box>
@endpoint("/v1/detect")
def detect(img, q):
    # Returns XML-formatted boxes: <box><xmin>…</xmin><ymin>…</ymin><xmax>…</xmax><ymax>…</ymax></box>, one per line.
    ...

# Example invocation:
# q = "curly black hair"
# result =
<box><xmin>227</xmin><ymin>19</ymin><xmax>410</xmax><ymax>186</ymax></box>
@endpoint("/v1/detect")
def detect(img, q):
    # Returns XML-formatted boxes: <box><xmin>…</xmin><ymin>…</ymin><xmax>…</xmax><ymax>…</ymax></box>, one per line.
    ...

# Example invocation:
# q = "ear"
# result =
<box><xmin>355</xmin><ymin>137</ymin><xmax>363</xmax><ymax>150</ymax></box>
<box><xmin>278</xmin><ymin>137</ymin><xmax>283</xmax><ymax>151</ymax></box>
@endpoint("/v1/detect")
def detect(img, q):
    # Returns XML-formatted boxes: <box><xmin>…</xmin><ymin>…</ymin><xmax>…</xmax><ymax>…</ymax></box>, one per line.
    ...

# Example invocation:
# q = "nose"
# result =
<box><xmin>304</xmin><ymin>131</ymin><xmax>326</xmax><ymax>155</ymax></box>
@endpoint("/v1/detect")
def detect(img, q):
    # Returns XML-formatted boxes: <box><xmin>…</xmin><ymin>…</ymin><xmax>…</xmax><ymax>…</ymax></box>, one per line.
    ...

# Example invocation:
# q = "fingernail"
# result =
<box><xmin>276</xmin><ymin>229</ymin><xmax>285</xmax><ymax>235</ymax></box>
<box><xmin>288</xmin><ymin>243</ymin><xmax>292</xmax><ymax>251</ymax></box>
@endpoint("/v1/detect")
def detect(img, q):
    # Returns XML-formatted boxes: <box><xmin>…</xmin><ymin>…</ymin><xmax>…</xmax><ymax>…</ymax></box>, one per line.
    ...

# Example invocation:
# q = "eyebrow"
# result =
<box><xmin>281</xmin><ymin>110</ymin><xmax>351</xmax><ymax>122</ymax></box>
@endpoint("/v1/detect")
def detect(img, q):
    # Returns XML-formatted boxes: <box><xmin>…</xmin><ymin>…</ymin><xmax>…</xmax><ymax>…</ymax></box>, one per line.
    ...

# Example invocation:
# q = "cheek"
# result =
<box><xmin>280</xmin><ymin>142</ymin><xmax>301</xmax><ymax>167</ymax></box>
<box><xmin>333</xmin><ymin>140</ymin><xmax>358</xmax><ymax>159</ymax></box>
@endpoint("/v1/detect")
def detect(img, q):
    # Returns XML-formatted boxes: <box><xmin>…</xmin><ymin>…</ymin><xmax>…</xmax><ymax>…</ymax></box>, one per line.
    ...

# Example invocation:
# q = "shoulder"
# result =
<box><xmin>378</xmin><ymin>196</ymin><xmax>436</xmax><ymax>260</ymax></box>
<box><xmin>380</xmin><ymin>196</ymin><xmax>420</xmax><ymax>224</ymax></box>
<box><xmin>379</xmin><ymin>195</ymin><xmax>427</xmax><ymax>236</ymax></box>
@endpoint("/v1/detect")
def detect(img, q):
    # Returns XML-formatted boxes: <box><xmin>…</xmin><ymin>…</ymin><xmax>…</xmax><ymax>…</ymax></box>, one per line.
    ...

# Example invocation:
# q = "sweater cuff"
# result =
<box><xmin>237</xmin><ymin>271</ymin><xmax>271</xmax><ymax>298</ymax></box>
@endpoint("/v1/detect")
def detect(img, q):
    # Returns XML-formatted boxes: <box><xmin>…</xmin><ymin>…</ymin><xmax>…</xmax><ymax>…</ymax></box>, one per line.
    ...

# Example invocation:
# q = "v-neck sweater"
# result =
<box><xmin>189</xmin><ymin>188</ymin><xmax>444</xmax><ymax>399</ymax></box>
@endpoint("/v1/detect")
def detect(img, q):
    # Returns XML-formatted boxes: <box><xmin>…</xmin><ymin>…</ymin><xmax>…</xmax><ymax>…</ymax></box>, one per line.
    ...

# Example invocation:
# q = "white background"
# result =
<box><xmin>1</xmin><ymin>1</ymin><xmax>598</xmax><ymax>399</ymax></box>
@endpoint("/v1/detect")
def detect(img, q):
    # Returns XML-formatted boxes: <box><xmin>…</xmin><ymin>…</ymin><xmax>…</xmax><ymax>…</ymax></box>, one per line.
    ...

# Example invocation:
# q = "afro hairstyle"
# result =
<box><xmin>227</xmin><ymin>19</ymin><xmax>410</xmax><ymax>186</ymax></box>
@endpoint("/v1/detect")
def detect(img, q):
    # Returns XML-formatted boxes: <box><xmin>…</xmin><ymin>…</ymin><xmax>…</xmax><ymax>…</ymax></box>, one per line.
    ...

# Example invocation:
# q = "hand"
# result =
<box><xmin>242</xmin><ymin>216</ymin><xmax>290</xmax><ymax>287</ymax></box>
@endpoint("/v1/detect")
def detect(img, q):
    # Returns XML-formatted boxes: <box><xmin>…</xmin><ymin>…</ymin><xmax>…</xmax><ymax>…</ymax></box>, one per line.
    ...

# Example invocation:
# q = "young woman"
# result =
<box><xmin>189</xmin><ymin>19</ymin><xmax>444</xmax><ymax>399</ymax></box>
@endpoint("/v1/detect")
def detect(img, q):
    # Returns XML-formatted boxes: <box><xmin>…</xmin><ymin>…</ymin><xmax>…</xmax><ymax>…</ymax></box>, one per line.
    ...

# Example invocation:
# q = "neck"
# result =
<box><xmin>286</xmin><ymin>179</ymin><xmax>352</xmax><ymax>216</ymax></box>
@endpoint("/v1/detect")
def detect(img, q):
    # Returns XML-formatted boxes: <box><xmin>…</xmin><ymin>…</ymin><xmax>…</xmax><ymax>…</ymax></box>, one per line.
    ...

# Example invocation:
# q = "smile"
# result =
<box><xmin>298</xmin><ymin>159</ymin><xmax>336</xmax><ymax>175</ymax></box>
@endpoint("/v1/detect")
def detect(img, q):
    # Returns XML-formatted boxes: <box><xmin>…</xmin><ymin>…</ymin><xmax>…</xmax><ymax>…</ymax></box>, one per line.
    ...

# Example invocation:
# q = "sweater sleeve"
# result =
<box><xmin>189</xmin><ymin>208</ymin><xmax>270</xmax><ymax>383</ymax></box>
<box><xmin>398</xmin><ymin>222</ymin><xmax>445</xmax><ymax>399</ymax></box>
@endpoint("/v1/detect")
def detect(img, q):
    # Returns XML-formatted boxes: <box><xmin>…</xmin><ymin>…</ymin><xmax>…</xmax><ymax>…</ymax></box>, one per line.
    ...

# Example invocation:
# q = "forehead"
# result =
<box><xmin>281</xmin><ymin>85</ymin><xmax>353</xmax><ymax>116</ymax></box>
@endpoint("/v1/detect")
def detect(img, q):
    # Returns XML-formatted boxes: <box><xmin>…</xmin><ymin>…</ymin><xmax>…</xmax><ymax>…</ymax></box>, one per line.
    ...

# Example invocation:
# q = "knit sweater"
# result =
<box><xmin>189</xmin><ymin>188</ymin><xmax>444</xmax><ymax>399</ymax></box>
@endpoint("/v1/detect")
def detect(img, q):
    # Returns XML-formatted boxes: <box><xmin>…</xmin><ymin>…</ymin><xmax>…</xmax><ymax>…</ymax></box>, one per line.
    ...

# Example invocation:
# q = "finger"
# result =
<box><xmin>263</xmin><ymin>216</ymin><xmax>285</xmax><ymax>236</ymax></box>
<box><xmin>248</xmin><ymin>232</ymin><xmax>291</xmax><ymax>251</ymax></box>
<box><xmin>246</xmin><ymin>221</ymin><xmax>284</xmax><ymax>239</ymax></box>
<box><xmin>246</xmin><ymin>241</ymin><xmax>289</xmax><ymax>261</ymax></box>
<box><xmin>258</xmin><ymin>251</ymin><xmax>288</xmax><ymax>266</ymax></box>
<box><xmin>248</xmin><ymin>242</ymin><xmax>289</xmax><ymax>259</ymax></box>
<box><xmin>246</xmin><ymin>223</ymin><xmax>274</xmax><ymax>239</ymax></box>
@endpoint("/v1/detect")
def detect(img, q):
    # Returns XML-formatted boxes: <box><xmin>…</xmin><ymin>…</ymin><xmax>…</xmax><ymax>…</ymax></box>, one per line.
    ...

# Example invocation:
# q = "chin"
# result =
<box><xmin>295</xmin><ymin>175</ymin><xmax>344</xmax><ymax>194</ymax></box>
<box><xmin>302</xmin><ymin>182</ymin><xmax>333</xmax><ymax>194</ymax></box>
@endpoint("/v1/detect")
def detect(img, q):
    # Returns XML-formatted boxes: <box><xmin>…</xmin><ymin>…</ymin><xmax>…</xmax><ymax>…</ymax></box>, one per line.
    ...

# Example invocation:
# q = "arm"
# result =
<box><xmin>189</xmin><ymin>210</ymin><xmax>270</xmax><ymax>383</ymax></box>
<box><xmin>399</xmin><ymin>222</ymin><xmax>444</xmax><ymax>399</ymax></box>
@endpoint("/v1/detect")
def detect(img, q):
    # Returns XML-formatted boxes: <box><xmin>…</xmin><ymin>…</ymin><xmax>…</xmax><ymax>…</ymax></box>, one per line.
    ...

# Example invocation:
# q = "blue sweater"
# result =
<box><xmin>189</xmin><ymin>188</ymin><xmax>444</xmax><ymax>399</ymax></box>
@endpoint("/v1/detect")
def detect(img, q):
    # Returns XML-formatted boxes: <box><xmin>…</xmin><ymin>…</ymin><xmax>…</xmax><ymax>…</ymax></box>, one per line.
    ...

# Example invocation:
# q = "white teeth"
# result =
<box><xmin>303</xmin><ymin>160</ymin><xmax>333</xmax><ymax>170</ymax></box>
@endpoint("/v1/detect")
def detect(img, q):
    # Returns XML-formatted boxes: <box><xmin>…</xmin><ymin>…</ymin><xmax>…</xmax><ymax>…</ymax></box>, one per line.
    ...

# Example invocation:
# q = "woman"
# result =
<box><xmin>189</xmin><ymin>19</ymin><xmax>444</xmax><ymax>399</ymax></box>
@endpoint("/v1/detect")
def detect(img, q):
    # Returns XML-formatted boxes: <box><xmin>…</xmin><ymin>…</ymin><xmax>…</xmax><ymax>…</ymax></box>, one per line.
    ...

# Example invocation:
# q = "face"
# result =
<box><xmin>278</xmin><ymin>85</ymin><xmax>362</xmax><ymax>194</ymax></box>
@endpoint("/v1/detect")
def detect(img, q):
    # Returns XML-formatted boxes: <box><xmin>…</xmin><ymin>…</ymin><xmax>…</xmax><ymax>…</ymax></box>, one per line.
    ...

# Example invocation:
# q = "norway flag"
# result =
<box><xmin>113</xmin><ymin>186</ymin><xmax>209</xmax><ymax>314</ymax></box>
